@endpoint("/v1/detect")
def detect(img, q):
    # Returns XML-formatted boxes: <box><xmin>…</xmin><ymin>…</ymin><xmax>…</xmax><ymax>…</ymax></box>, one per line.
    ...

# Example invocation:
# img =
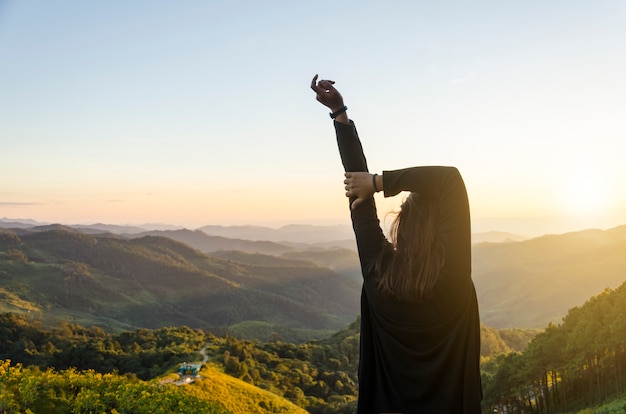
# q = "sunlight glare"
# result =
<box><xmin>561</xmin><ymin>170</ymin><xmax>611</xmax><ymax>216</ymax></box>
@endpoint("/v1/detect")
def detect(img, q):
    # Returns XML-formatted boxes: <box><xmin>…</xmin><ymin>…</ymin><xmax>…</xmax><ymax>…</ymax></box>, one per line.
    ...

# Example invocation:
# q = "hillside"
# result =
<box><xmin>482</xmin><ymin>278</ymin><xmax>626</xmax><ymax>413</ymax></box>
<box><xmin>191</xmin><ymin>364</ymin><xmax>308</xmax><ymax>414</ymax></box>
<box><xmin>0</xmin><ymin>359</ymin><xmax>306</xmax><ymax>414</ymax></box>
<box><xmin>213</xmin><ymin>247</ymin><xmax>362</xmax><ymax>283</ymax></box>
<box><xmin>198</xmin><ymin>223</ymin><xmax>354</xmax><ymax>244</ymax></box>
<box><xmin>0</xmin><ymin>360</ymin><xmax>230</xmax><ymax>414</ymax></box>
<box><xmin>0</xmin><ymin>228</ymin><xmax>360</xmax><ymax>334</ymax></box>
<box><xmin>132</xmin><ymin>228</ymin><xmax>294</xmax><ymax>255</ymax></box>
<box><xmin>473</xmin><ymin>225</ymin><xmax>626</xmax><ymax>328</ymax></box>
<box><xmin>122</xmin><ymin>224</ymin><xmax>626</xmax><ymax>329</ymax></box>
<box><xmin>3</xmin><ymin>221</ymin><xmax>626</xmax><ymax>331</ymax></box>
<box><xmin>0</xmin><ymin>312</ymin><xmax>536</xmax><ymax>414</ymax></box>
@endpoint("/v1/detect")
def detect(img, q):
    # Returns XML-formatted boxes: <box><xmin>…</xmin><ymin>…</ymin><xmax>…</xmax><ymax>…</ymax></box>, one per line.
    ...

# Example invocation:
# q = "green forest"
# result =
<box><xmin>2</xmin><ymin>226</ymin><xmax>626</xmax><ymax>412</ymax></box>
<box><xmin>0</xmin><ymin>228</ymin><xmax>360</xmax><ymax>337</ymax></box>
<box><xmin>482</xmin><ymin>280</ymin><xmax>626</xmax><ymax>413</ymax></box>
<box><xmin>2</xmin><ymin>278</ymin><xmax>626</xmax><ymax>413</ymax></box>
<box><xmin>0</xmin><ymin>312</ymin><xmax>534</xmax><ymax>413</ymax></box>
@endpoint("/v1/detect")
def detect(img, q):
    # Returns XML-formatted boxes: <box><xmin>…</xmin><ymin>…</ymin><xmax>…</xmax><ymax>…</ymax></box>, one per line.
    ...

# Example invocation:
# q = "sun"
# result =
<box><xmin>560</xmin><ymin>170</ymin><xmax>611</xmax><ymax>216</ymax></box>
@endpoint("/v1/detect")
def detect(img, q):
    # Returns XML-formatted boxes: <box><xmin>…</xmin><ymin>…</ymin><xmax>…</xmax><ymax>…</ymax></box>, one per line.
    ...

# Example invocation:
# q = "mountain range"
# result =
<box><xmin>1</xmin><ymin>219</ymin><xmax>625</xmax><ymax>331</ymax></box>
<box><xmin>0</xmin><ymin>226</ymin><xmax>360</xmax><ymax>336</ymax></box>
<box><xmin>0</xmin><ymin>218</ymin><xmax>524</xmax><ymax>245</ymax></box>
<box><xmin>473</xmin><ymin>225</ymin><xmax>626</xmax><ymax>327</ymax></box>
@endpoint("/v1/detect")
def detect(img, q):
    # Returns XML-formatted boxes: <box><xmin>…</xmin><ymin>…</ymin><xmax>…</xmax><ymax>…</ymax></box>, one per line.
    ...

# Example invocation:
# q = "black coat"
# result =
<box><xmin>334</xmin><ymin>120</ymin><xmax>483</xmax><ymax>414</ymax></box>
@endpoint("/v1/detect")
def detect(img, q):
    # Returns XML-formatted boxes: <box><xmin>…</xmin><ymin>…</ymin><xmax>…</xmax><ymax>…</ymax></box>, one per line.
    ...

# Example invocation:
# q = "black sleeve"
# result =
<box><xmin>334</xmin><ymin>121</ymin><xmax>388</xmax><ymax>275</ymax></box>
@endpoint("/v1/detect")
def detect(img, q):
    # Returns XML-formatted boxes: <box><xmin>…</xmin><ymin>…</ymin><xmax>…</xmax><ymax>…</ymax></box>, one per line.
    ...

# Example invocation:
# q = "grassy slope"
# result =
<box><xmin>187</xmin><ymin>364</ymin><xmax>308</xmax><ymax>414</ymax></box>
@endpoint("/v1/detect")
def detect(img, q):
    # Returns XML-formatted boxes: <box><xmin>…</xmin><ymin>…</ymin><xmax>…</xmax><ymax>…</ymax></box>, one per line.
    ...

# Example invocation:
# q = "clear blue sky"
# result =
<box><xmin>1</xmin><ymin>1</ymin><xmax>625</xmax><ymax>235</ymax></box>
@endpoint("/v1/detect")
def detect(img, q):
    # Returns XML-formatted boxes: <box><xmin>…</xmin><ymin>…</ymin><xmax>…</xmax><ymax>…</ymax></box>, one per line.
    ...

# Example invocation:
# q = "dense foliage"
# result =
<box><xmin>0</xmin><ymin>313</ymin><xmax>359</xmax><ymax>413</ymax></box>
<box><xmin>483</xmin><ymin>280</ymin><xmax>626</xmax><ymax>413</ymax></box>
<box><xmin>0</xmin><ymin>313</ymin><xmax>204</xmax><ymax>380</ymax></box>
<box><xmin>206</xmin><ymin>318</ymin><xmax>361</xmax><ymax>414</ymax></box>
<box><xmin>0</xmin><ymin>360</ymin><xmax>229</xmax><ymax>414</ymax></box>
<box><xmin>206</xmin><ymin>318</ymin><xmax>537</xmax><ymax>413</ymax></box>
<box><xmin>0</xmin><ymin>311</ymin><xmax>540</xmax><ymax>413</ymax></box>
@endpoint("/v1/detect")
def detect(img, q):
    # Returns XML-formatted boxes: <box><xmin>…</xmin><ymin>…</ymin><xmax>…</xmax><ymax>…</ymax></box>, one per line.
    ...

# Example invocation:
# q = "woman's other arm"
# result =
<box><xmin>384</xmin><ymin>166</ymin><xmax>472</xmax><ymax>276</ymax></box>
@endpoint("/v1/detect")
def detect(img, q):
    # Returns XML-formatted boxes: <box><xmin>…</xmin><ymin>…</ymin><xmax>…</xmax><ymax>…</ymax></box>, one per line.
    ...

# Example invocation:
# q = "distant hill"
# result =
<box><xmin>0</xmin><ymin>228</ymin><xmax>360</xmax><ymax>333</ymax></box>
<box><xmin>3</xmin><ymin>219</ymin><xmax>522</xmax><ymax>248</ymax></box>
<box><xmin>131</xmin><ymin>229</ymin><xmax>293</xmax><ymax>255</ymax></box>
<box><xmin>473</xmin><ymin>225</ymin><xmax>626</xmax><ymax>328</ymax></box>
<box><xmin>0</xmin><ymin>220</ymin><xmax>38</xmax><ymax>229</ymax></box>
<box><xmin>4</xmin><ymin>219</ymin><xmax>626</xmax><ymax>331</ymax></box>
<box><xmin>472</xmin><ymin>231</ymin><xmax>527</xmax><ymax>244</ymax></box>
<box><xmin>197</xmin><ymin>224</ymin><xmax>354</xmax><ymax>244</ymax></box>
<box><xmin>0</xmin><ymin>219</ymin><xmax>182</xmax><ymax>234</ymax></box>
<box><xmin>281</xmin><ymin>248</ymin><xmax>362</xmax><ymax>282</ymax></box>
<box><xmin>72</xmin><ymin>223</ymin><xmax>156</xmax><ymax>234</ymax></box>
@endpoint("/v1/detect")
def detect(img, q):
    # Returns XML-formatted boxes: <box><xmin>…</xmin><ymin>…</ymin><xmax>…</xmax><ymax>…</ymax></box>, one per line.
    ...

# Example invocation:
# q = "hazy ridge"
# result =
<box><xmin>2</xmin><ymin>219</ymin><xmax>626</xmax><ymax>331</ymax></box>
<box><xmin>0</xmin><ymin>227</ymin><xmax>360</xmax><ymax>335</ymax></box>
<box><xmin>473</xmin><ymin>225</ymin><xmax>626</xmax><ymax>328</ymax></box>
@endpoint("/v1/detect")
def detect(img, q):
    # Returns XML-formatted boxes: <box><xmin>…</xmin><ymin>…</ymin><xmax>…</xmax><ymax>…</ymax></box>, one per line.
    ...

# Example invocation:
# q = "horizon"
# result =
<box><xmin>1</xmin><ymin>214</ymin><xmax>624</xmax><ymax>239</ymax></box>
<box><xmin>2</xmin><ymin>1</ymin><xmax>625</xmax><ymax>236</ymax></box>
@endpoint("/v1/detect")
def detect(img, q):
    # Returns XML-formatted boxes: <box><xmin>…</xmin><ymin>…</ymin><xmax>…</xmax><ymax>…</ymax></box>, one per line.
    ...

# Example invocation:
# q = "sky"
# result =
<box><xmin>1</xmin><ymin>0</ymin><xmax>625</xmax><ymax>236</ymax></box>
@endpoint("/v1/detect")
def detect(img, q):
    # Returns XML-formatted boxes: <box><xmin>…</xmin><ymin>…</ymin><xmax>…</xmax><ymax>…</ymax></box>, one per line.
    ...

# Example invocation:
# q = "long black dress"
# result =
<box><xmin>334</xmin><ymin>120</ymin><xmax>482</xmax><ymax>414</ymax></box>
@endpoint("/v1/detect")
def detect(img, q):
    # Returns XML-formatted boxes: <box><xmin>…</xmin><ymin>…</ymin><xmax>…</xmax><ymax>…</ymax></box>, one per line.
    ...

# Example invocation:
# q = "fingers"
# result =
<box><xmin>351</xmin><ymin>197</ymin><xmax>365</xmax><ymax>210</ymax></box>
<box><xmin>311</xmin><ymin>74</ymin><xmax>337</xmax><ymax>95</ymax></box>
<box><xmin>318</xmin><ymin>79</ymin><xmax>336</xmax><ymax>92</ymax></box>
<box><xmin>311</xmin><ymin>74</ymin><xmax>326</xmax><ymax>95</ymax></box>
<box><xmin>310</xmin><ymin>74</ymin><xmax>318</xmax><ymax>89</ymax></box>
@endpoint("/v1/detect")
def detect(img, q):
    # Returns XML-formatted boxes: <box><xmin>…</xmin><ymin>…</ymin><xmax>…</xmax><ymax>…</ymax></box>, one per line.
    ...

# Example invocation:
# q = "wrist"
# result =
<box><xmin>329</xmin><ymin>105</ymin><xmax>348</xmax><ymax>119</ymax></box>
<box><xmin>374</xmin><ymin>174</ymin><xmax>383</xmax><ymax>193</ymax></box>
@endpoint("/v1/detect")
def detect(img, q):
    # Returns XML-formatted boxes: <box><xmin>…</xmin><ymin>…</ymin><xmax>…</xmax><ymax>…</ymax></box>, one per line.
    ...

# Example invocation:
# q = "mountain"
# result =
<box><xmin>197</xmin><ymin>224</ymin><xmax>354</xmax><ymax>244</ymax></box>
<box><xmin>72</xmin><ymin>223</ymin><xmax>157</xmax><ymax>235</ymax></box>
<box><xmin>281</xmin><ymin>247</ymin><xmax>362</xmax><ymax>282</ymax></box>
<box><xmin>130</xmin><ymin>229</ymin><xmax>294</xmax><ymax>255</ymax></box>
<box><xmin>472</xmin><ymin>231</ymin><xmax>527</xmax><ymax>244</ymax></box>
<box><xmin>473</xmin><ymin>225</ymin><xmax>626</xmax><ymax>328</ymax></box>
<box><xmin>3</xmin><ymin>219</ymin><xmax>520</xmax><ymax>247</ymax></box>
<box><xmin>0</xmin><ymin>219</ymin><xmax>182</xmax><ymax>234</ymax></box>
<box><xmin>0</xmin><ymin>228</ymin><xmax>360</xmax><ymax>333</ymax></box>
<box><xmin>4</xmin><ymin>219</ymin><xmax>626</xmax><ymax>331</ymax></box>
<box><xmin>0</xmin><ymin>220</ymin><xmax>40</xmax><ymax>229</ymax></box>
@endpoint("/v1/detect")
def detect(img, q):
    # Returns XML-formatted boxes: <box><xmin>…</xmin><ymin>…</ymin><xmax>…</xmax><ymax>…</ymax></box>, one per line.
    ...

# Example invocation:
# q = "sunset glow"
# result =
<box><xmin>561</xmin><ymin>170</ymin><xmax>613</xmax><ymax>216</ymax></box>
<box><xmin>1</xmin><ymin>1</ymin><xmax>625</xmax><ymax>236</ymax></box>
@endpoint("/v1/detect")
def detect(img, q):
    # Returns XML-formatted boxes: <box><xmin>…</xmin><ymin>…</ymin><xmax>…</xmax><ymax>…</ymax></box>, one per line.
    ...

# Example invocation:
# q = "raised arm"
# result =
<box><xmin>311</xmin><ymin>75</ymin><xmax>387</xmax><ymax>272</ymax></box>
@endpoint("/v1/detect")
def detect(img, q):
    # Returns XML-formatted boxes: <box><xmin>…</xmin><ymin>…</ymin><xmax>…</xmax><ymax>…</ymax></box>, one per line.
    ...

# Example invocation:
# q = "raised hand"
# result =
<box><xmin>310</xmin><ymin>74</ymin><xmax>345</xmax><ymax>112</ymax></box>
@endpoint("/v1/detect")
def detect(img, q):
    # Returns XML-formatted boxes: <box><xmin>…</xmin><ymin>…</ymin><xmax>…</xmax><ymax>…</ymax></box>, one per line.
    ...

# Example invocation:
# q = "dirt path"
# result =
<box><xmin>200</xmin><ymin>344</ymin><xmax>208</xmax><ymax>363</ymax></box>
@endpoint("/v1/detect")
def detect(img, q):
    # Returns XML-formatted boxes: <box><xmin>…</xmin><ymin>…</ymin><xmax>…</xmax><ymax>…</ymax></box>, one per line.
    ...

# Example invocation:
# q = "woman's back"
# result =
<box><xmin>310</xmin><ymin>75</ymin><xmax>482</xmax><ymax>413</ymax></box>
<box><xmin>333</xmin><ymin>121</ymin><xmax>482</xmax><ymax>413</ymax></box>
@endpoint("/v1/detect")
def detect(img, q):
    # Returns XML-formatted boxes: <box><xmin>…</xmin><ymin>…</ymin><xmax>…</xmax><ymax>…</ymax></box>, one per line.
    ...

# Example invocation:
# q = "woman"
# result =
<box><xmin>311</xmin><ymin>75</ymin><xmax>483</xmax><ymax>413</ymax></box>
